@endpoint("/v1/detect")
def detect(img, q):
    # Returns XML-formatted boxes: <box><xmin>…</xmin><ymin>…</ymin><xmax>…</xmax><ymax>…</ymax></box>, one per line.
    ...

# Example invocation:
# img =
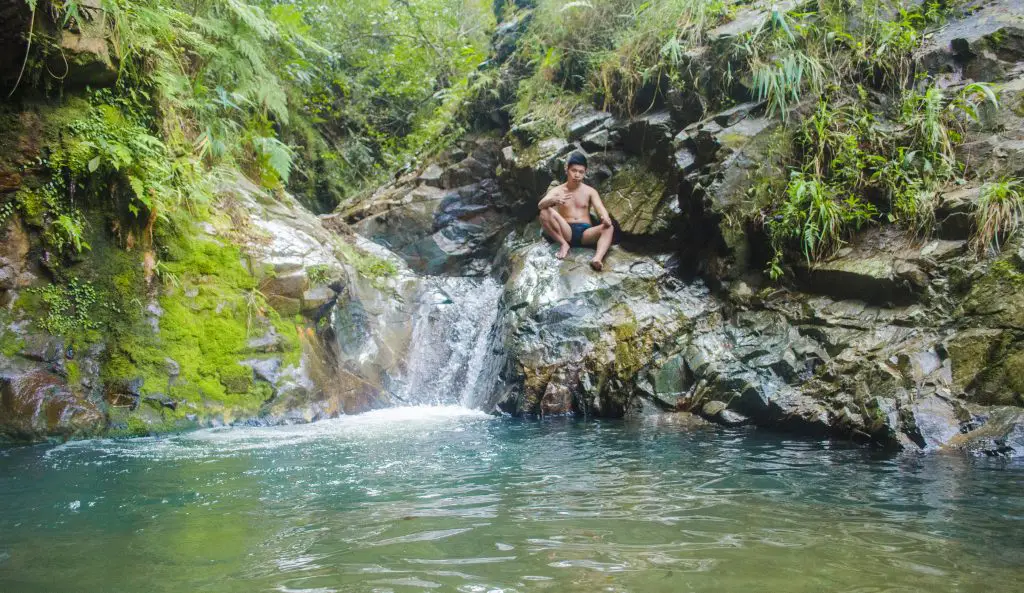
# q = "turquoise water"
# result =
<box><xmin>0</xmin><ymin>407</ymin><xmax>1022</xmax><ymax>593</ymax></box>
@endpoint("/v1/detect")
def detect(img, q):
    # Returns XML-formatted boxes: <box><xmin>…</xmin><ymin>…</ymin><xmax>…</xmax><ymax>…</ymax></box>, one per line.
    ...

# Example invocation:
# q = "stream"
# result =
<box><xmin>1</xmin><ymin>407</ymin><xmax>1021</xmax><ymax>592</ymax></box>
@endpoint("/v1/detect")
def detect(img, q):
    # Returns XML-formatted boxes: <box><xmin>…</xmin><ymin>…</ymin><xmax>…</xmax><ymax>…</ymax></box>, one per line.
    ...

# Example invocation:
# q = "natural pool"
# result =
<box><xmin>0</xmin><ymin>407</ymin><xmax>1021</xmax><ymax>593</ymax></box>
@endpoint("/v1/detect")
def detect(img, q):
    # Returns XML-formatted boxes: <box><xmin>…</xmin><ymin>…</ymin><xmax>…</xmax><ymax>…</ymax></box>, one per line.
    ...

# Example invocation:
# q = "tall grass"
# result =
<box><xmin>974</xmin><ymin>180</ymin><xmax>1024</xmax><ymax>255</ymax></box>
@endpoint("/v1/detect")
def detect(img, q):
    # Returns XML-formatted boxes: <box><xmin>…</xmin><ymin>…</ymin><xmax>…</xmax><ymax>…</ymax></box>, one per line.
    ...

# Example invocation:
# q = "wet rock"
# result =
<box><xmin>700</xmin><ymin>400</ymin><xmax>751</xmax><ymax>427</ymax></box>
<box><xmin>540</xmin><ymin>379</ymin><xmax>573</xmax><ymax>416</ymax></box>
<box><xmin>104</xmin><ymin>378</ymin><xmax>143</xmax><ymax>410</ymax></box>
<box><xmin>0</xmin><ymin>215</ymin><xmax>34</xmax><ymax>293</ymax></box>
<box><xmin>596</xmin><ymin>162</ymin><xmax>677</xmax><ymax>243</ymax></box>
<box><xmin>267</xmin><ymin>295</ymin><xmax>301</xmax><ymax>317</ymax></box>
<box><xmin>947</xmin><ymin>406</ymin><xmax>1024</xmax><ymax>457</ymax></box>
<box><xmin>302</xmin><ymin>285</ymin><xmax>335</xmax><ymax>313</ymax></box>
<box><xmin>443</xmin><ymin>156</ymin><xmax>492</xmax><ymax>189</ymax></box>
<box><xmin>492</xmin><ymin>235</ymin><xmax>716</xmax><ymax>417</ymax></box>
<box><xmin>905</xmin><ymin>395</ymin><xmax>967</xmax><ymax>450</ymax></box>
<box><xmin>580</xmin><ymin>128</ymin><xmax>618</xmax><ymax>152</ymax></box>
<box><xmin>637</xmin><ymin>351</ymin><xmax>690</xmax><ymax>408</ymax></box>
<box><xmin>963</xmin><ymin>257</ymin><xmax>1024</xmax><ymax>330</ymax></box>
<box><xmin>801</xmin><ymin>228</ymin><xmax>934</xmax><ymax>306</ymax></box>
<box><xmin>621</xmin><ymin>111</ymin><xmax>674</xmax><ymax>165</ymax></box>
<box><xmin>917</xmin><ymin>0</ymin><xmax>1024</xmax><ymax>83</ymax></box>
<box><xmin>0</xmin><ymin>369</ymin><xmax>104</xmax><ymax>441</ymax></box>
<box><xmin>665</xmin><ymin>87</ymin><xmax>705</xmax><ymax>128</ymax></box>
<box><xmin>344</xmin><ymin>138</ymin><xmax>509</xmax><ymax>274</ymax></box>
<box><xmin>935</xmin><ymin>186</ymin><xmax>979</xmax><ymax>240</ymax></box>
<box><xmin>260</xmin><ymin>271</ymin><xmax>309</xmax><ymax>301</ymax></box>
<box><xmin>241</xmin><ymin>357</ymin><xmax>282</xmax><ymax>385</ymax></box>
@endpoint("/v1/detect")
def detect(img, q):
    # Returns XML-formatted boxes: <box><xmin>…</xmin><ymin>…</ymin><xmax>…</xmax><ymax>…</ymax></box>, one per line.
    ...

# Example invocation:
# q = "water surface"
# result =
<box><xmin>1</xmin><ymin>407</ymin><xmax>1021</xmax><ymax>592</ymax></box>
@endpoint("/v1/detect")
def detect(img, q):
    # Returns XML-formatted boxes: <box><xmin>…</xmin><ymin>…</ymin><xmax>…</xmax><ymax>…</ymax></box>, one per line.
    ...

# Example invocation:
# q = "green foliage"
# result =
<box><xmin>974</xmin><ymin>179</ymin><xmax>1024</xmax><ymax>256</ymax></box>
<box><xmin>513</xmin><ymin>0</ymin><xmax>733</xmax><ymax>119</ymax></box>
<box><xmin>20</xmin><ymin>0</ymin><xmax>493</xmax><ymax>209</ymax></box>
<box><xmin>105</xmin><ymin>219</ymin><xmax>300</xmax><ymax>408</ymax></box>
<box><xmin>305</xmin><ymin>264</ymin><xmax>331</xmax><ymax>286</ymax></box>
<box><xmin>760</xmin><ymin>79</ymin><xmax>996</xmax><ymax>276</ymax></box>
<box><xmin>15</xmin><ymin>183</ymin><xmax>91</xmax><ymax>256</ymax></box>
<box><xmin>767</xmin><ymin>171</ymin><xmax>877</xmax><ymax>276</ymax></box>
<box><xmin>338</xmin><ymin>242</ymin><xmax>398</xmax><ymax>290</ymax></box>
<box><xmin>32</xmin><ymin>278</ymin><xmax>99</xmax><ymax>336</ymax></box>
<box><xmin>737</xmin><ymin>10</ymin><xmax>827</xmax><ymax>120</ymax></box>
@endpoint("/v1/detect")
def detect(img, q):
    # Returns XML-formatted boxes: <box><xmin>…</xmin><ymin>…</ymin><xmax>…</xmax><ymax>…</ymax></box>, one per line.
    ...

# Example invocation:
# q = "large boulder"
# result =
<box><xmin>0</xmin><ymin>363</ymin><xmax>104</xmax><ymax>441</ymax></box>
<box><xmin>339</xmin><ymin>136</ymin><xmax>510</xmax><ymax>274</ymax></box>
<box><xmin>916</xmin><ymin>0</ymin><xmax>1024</xmax><ymax>84</ymax></box>
<box><xmin>490</xmin><ymin>234</ymin><xmax>717</xmax><ymax>416</ymax></box>
<box><xmin>595</xmin><ymin>162</ymin><xmax>678</xmax><ymax>247</ymax></box>
<box><xmin>799</xmin><ymin>227</ymin><xmax>965</xmax><ymax>306</ymax></box>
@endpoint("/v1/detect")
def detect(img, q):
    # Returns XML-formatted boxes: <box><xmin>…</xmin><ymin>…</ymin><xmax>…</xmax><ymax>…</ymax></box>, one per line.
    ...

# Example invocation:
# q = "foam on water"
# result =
<box><xmin>44</xmin><ymin>406</ymin><xmax>492</xmax><ymax>463</ymax></box>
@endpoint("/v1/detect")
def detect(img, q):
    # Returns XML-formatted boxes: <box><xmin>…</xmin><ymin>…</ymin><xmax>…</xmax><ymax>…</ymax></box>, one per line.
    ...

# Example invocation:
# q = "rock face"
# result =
<box><xmin>337</xmin><ymin>136</ymin><xmax>513</xmax><ymax>275</ymax></box>
<box><xmin>4</xmin><ymin>0</ymin><xmax>1024</xmax><ymax>457</ymax></box>
<box><xmin>490</xmin><ymin>235</ymin><xmax>714</xmax><ymax>416</ymax></box>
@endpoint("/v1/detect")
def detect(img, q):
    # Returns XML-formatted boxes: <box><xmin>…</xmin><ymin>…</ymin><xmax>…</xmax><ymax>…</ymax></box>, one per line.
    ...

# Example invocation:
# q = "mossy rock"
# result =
<box><xmin>598</xmin><ymin>162</ymin><xmax>675</xmax><ymax>242</ymax></box>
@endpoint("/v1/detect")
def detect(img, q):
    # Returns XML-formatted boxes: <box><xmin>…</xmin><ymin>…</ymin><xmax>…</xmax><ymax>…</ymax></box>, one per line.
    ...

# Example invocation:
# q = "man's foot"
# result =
<box><xmin>556</xmin><ymin>243</ymin><xmax>571</xmax><ymax>259</ymax></box>
<box><xmin>590</xmin><ymin>259</ymin><xmax>603</xmax><ymax>272</ymax></box>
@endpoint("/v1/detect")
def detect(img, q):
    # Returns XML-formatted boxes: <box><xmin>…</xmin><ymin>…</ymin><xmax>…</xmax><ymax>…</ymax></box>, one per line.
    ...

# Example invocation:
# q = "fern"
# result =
<box><xmin>253</xmin><ymin>136</ymin><xmax>294</xmax><ymax>184</ymax></box>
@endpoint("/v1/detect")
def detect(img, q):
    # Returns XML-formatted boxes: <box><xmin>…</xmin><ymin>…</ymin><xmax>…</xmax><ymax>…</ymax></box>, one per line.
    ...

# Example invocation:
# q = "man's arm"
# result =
<box><xmin>590</xmin><ymin>189</ymin><xmax>612</xmax><ymax>227</ymax></box>
<box><xmin>538</xmin><ymin>186</ymin><xmax>566</xmax><ymax>210</ymax></box>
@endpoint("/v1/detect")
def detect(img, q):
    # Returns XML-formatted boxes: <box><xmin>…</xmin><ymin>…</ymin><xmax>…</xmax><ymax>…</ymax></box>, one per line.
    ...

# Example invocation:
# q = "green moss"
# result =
<box><xmin>65</xmin><ymin>360</ymin><xmax>82</xmax><ymax>386</ymax></box>
<box><xmin>338</xmin><ymin>241</ymin><xmax>397</xmax><ymax>289</ymax></box>
<box><xmin>1011</xmin><ymin>92</ymin><xmax>1024</xmax><ymax>118</ymax></box>
<box><xmin>0</xmin><ymin>330</ymin><xmax>24</xmax><ymax>358</ymax></box>
<box><xmin>1003</xmin><ymin>350</ymin><xmax>1024</xmax><ymax>394</ymax></box>
<box><xmin>612</xmin><ymin>313</ymin><xmax>647</xmax><ymax>379</ymax></box>
<box><xmin>988</xmin><ymin>258</ymin><xmax>1024</xmax><ymax>288</ymax></box>
<box><xmin>100</xmin><ymin>219</ymin><xmax>301</xmax><ymax>420</ymax></box>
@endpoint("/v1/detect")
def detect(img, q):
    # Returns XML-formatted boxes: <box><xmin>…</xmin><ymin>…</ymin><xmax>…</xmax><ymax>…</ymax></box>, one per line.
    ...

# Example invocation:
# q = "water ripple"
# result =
<box><xmin>1</xmin><ymin>409</ymin><xmax>1022</xmax><ymax>593</ymax></box>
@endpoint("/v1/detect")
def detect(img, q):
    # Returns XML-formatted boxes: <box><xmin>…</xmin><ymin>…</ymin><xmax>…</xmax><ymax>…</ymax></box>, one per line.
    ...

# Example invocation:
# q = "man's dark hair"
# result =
<box><xmin>566</xmin><ymin>152</ymin><xmax>587</xmax><ymax>169</ymax></box>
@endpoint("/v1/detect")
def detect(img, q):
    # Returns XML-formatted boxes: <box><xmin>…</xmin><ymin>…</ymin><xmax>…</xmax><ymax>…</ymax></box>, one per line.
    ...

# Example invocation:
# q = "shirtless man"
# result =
<box><xmin>537</xmin><ymin>153</ymin><xmax>615</xmax><ymax>271</ymax></box>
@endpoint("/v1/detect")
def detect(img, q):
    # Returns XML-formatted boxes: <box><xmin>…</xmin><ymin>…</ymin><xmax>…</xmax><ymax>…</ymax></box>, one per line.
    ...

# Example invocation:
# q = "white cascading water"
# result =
<box><xmin>392</xmin><ymin>276</ymin><xmax>504</xmax><ymax>408</ymax></box>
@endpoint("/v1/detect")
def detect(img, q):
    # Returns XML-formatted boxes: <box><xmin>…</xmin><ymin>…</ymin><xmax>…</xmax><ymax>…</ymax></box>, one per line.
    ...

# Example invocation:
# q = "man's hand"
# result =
<box><xmin>600</xmin><ymin>214</ymin><xmax>612</xmax><ymax>229</ymax></box>
<box><xmin>539</xmin><ymin>189</ymin><xmax>568</xmax><ymax>210</ymax></box>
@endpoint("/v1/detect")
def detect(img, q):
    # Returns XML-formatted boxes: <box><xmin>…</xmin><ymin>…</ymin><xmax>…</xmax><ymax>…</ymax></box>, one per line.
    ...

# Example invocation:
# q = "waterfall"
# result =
<box><xmin>390</xmin><ymin>276</ymin><xmax>504</xmax><ymax>408</ymax></box>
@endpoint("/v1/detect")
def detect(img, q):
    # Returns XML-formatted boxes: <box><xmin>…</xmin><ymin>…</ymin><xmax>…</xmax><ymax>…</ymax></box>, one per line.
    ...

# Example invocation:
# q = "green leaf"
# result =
<box><xmin>87</xmin><ymin>156</ymin><xmax>101</xmax><ymax>172</ymax></box>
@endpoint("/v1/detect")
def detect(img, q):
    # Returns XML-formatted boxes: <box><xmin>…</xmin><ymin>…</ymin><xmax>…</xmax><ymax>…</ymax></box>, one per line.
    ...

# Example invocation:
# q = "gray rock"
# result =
<box><xmin>948</xmin><ymin>406</ymin><xmax>1024</xmax><ymax>457</ymax></box>
<box><xmin>492</xmin><ymin>235</ymin><xmax>716</xmax><ymax>417</ymax></box>
<box><xmin>568</xmin><ymin>111</ymin><xmax>612</xmax><ymax>140</ymax></box>
<box><xmin>302</xmin><ymin>285</ymin><xmax>335</xmax><ymax>313</ymax></box>
<box><xmin>916</xmin><ymin>0</ymin><xmax>1024</xmax><ymax>83</ymax></box>
<box><xmin>417</xmin><ymin>163</ymin><xmax>445</xmax><ymax>188</ymax></box>
<box><xmin>241</xmin><ymin>357</ymin><xmax>283</xmax><ymax>385</ymax></box>
<box><xmin>0</xmin><ymin>369</ymin><xmax>104</xmax><ymax>441</ymax></box>
<box><xmin>622</xmin><ymin>111</ymin><xmax>674</xmax><ymax>163</ymax></box>
<box><xmin>580</xmin><ymin>128</ymin><xmax>616</xmax><ymax>152</ymax></box>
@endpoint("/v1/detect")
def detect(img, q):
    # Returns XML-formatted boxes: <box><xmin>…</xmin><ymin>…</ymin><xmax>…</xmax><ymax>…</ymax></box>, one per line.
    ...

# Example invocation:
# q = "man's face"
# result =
<box><xmin>566</xmin><ymin>164</ymin><xmax>586</xmax><ymax>184</ymax></box>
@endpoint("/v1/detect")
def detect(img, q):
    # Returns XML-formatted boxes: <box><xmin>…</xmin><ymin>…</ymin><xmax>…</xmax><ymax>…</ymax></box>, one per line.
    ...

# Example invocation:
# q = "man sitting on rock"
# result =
<box><xmin>538</xmin><ymin>152</ymin><xmax>615</xmax><ymax>271</ymax></box>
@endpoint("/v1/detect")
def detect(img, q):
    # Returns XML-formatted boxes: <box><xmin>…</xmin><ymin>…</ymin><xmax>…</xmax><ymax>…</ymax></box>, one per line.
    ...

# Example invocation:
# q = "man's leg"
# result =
<box><xmin>581</xmin><ymin>223</ymin><xmax>614</xmax><ymax>271</ymax></box>
<box><xmin>539</xmin><ymin>208</ymin><xmax>572</xmax><ymax>259</ymax></box>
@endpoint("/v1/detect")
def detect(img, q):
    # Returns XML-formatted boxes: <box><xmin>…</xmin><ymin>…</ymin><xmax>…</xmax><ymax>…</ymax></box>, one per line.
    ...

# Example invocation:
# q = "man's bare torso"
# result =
<box><xmin>551</xmin><ymin>182</ymin><xmax>595</xmax><ymax>224</ymax></box>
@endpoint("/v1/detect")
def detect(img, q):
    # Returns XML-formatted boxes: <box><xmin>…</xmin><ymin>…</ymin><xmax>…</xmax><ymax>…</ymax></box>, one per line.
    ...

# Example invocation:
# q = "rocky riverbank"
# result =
<box><xmin>2</xmin><ymin>0</ymin><xmax>1023</xmax><ymax>456</ymax></box>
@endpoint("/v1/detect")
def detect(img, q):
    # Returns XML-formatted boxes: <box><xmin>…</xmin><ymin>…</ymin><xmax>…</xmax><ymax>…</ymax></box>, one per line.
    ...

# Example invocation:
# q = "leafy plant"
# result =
<box><xmin>767</xmin><ymin>171</ymin><xmax>877</xmax><ymax>274</ymax></box>
<box><xmin>306</xmin><ymin>264</ymin><xmax>331</xmax><ymax>286</ymax></box>
<box><xmin>974</xmin><ymin>180</ymin><xmax>1024</xmax><ymax>255</ymax></box>
<box><xmin>33</xmin><ymin>278</ymin><xmax>100</xmax><ymax>336</ymax></box>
